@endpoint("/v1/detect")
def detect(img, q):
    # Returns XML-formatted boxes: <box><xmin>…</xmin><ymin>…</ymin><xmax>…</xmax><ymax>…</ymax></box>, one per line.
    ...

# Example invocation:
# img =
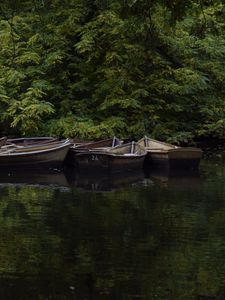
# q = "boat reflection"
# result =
<box><xmin>0</xmin><ymin>170</ymin><xmax>70</xmax><ymax>189</ymax></box>
<box><xmin>145</xmin><ymin>167</ymin><xmax>201</xmax><ymax>188</ymax></box>
<box><xmin>65</xmin><ymin>168</ymin><xmax>147</xmax><ymax>192</ymax></box>
<box><xmin>0</xmin><ymin>168</ymin><xmax>149</xmax><ymax>192</ymax></box>
<box><xmin>0</xmin><ymin>167</ymin><xmax>201</xmax><ymax>191</ymax></box>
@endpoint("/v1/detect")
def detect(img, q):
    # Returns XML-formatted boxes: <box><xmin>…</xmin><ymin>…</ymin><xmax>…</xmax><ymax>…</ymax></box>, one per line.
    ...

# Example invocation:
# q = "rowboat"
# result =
<box><xmin>73</xmin><ymin>141</ymin><xmax>147</xmax><ymax>173</ymax></box>
<box><xmin>65</xmin><ymin>137</ymin><xmax>122</xmax><ymax>167</ymax></box>
<box><xmin>137</xmin><ymin>136</ymin><xmax>202</xmax><ymax>170</ymax></box>
<box><xmin>0</xmin><ymin>139</ymin><xmax>71</xmax><ymax>170</ymax></box>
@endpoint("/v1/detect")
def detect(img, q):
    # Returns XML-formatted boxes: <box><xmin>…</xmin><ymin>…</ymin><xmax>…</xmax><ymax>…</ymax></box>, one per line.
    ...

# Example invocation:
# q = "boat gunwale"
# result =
<box><xmin>75</xmin><ymin>151</ymin><xmax>147</xmax><ymax>158</ymax></box>
<box><xmin>138</xmin><ymin>136</ymin><xmax>202</xmax><ymax>153</ymax></box>
<box><xmin>7</xmin><ymin>136</ymin><xmax>57</xmax><ymax>142</ymax></box>
<box><xmin>138</xmin><ymin>136</ymin><xmax>179</xmax><ymax>149</ymax></box>
<box><xmin>72</xmin><ymin>136</ymin><xmax>122</xmax><ymax>149</ymax></box>
<box><xmin>145</xmin><ymin>147</ymin><xmax>203</xmax><ymax>153</ymax></box>
<box><xmin>75</xmin><ymin>141</ymin><xmax>146</xmax><ymax>157</ymax></box>
<box><xmin>0</xmin><ymin>139</ymin><xmax>71</xmax><ymax>157</ymax></box>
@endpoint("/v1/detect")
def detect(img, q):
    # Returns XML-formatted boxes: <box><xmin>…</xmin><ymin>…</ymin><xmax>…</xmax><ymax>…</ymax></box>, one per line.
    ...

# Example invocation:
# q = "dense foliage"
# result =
<box><xmin>0</xmin><ymin>0</ymin><xmax>224</xmax><ymax>142</ymax></box>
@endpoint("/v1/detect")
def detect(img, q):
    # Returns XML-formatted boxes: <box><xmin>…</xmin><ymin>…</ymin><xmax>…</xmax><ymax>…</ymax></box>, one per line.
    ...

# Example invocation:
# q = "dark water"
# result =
<box><xmin>0</xmin><ymin>160</ymin><xmax>225</xmax><ymax>299</ymax></box>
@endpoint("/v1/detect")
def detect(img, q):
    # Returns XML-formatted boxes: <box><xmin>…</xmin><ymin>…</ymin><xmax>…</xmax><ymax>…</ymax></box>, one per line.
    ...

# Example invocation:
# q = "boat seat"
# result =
<box><xmin>89</xmin><ymin>147</ymin><xmax>111</xmax><ymax>151</ymax></box>
<box><xmin>148</xmin><ymin>149</ymin><xmax>168</xmax><ymax>153</ymax></box>
<box><xmin>146</xmin><ymin>147</ymin><xmax>173</xmax><ymax>150</ymax></box>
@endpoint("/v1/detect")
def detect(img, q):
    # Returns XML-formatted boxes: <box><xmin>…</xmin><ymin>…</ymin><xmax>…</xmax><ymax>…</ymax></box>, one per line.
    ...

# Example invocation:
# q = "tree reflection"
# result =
<box><xmin>0</xmin><ymin>163</ymin><xmax>224</xmax><ymax>299</ymax></box>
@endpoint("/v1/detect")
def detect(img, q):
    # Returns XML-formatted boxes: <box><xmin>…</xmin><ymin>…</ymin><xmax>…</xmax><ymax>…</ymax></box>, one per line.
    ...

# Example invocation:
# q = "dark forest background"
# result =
<box><xmin>0</xmin><ymin>0</ymin><xmax>224</xmax><ymax>143</ymax></box>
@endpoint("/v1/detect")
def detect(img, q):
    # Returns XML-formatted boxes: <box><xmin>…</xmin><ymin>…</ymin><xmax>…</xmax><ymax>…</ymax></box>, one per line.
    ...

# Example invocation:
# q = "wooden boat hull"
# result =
<box><xmin>0</xmin><ymin>142</ymin><xmax>71</xmax><ymax>170</ymax></box>
<box><xmin>74</xmin><ymin>152</ymin><xmax>146</xmax><ymax>173</ymax></box>
<box><xmin>145</xmin><ymin>148</ymin><xmax>202</xmax><ymax>170</ymax></box>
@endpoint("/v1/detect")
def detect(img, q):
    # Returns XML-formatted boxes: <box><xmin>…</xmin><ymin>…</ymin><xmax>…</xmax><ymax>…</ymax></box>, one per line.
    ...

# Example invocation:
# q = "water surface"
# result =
<box><xmin>0</xmin><ymin>160</ymin><xmax>224</xmax><ymax>299</ymax></box>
